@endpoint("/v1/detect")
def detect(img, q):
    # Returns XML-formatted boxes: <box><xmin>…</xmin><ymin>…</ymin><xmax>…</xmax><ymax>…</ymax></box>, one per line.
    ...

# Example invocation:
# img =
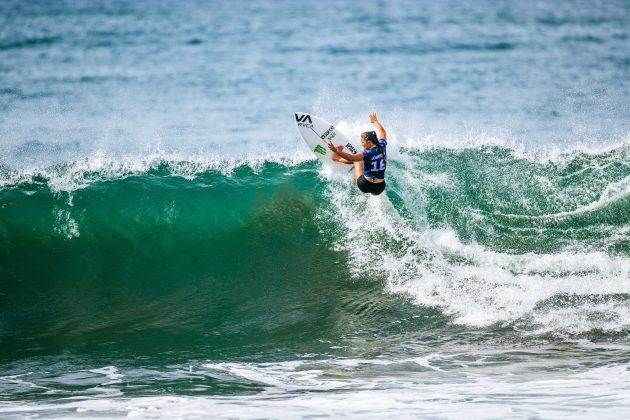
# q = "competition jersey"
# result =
<box><xmin>362</xmin><ymin>139</ymin><xmax>387</xmax><ymax>180</ymax></box>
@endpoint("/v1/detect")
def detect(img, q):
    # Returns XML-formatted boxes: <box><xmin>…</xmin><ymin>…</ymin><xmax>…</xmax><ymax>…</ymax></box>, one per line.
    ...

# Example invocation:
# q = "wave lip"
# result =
<box><xmin>0</xmin><ymin>151</ymin><xmax>314</xmax><ymax>192</ymax></box>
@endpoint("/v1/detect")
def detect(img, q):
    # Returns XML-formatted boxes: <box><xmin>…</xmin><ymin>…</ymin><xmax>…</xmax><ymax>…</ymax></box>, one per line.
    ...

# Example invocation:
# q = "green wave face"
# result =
<box><xmin>1</xmin><ymin>145</ymin><xmax>629</xmax><ymax>361</ymax></box>
<box><xmin>0</xmin><ymin>163</ymin><xmax>357</xmax><ymax>360</ymax></box>
<box><xmin>404</xmin><ymin>145</ymin><xmax>630</xmax><ymax>254</ymax></box>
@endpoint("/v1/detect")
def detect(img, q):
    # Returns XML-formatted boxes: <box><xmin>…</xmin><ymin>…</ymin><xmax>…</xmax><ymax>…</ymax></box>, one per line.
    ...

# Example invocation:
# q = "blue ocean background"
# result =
<box><xmin>1</xmin><ymin>0</ymin><xmax>630</xmax><ymax>418</ymax></box>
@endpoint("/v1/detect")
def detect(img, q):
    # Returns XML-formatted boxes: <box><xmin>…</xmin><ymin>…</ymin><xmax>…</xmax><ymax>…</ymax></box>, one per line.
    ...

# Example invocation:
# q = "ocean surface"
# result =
<box><xmin>1</xmin><ymin>0</ymin><xmax>630</xmax><ymax>418</ymax></box>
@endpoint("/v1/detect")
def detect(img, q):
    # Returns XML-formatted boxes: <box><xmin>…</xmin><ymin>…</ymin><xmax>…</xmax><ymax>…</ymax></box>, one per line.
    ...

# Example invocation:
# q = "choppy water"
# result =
<box><xmin>1</xmin><ymin>0</ymin><xmax>630</xmax><ymax>418</ymax></box>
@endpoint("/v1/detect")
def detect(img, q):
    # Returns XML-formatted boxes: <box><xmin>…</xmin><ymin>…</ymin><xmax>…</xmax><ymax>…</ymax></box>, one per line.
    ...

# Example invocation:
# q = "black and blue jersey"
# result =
<box><xmin>362</xmin><ymin>139</ymin><xmax>387</xmax><ymax>180</ymax></box>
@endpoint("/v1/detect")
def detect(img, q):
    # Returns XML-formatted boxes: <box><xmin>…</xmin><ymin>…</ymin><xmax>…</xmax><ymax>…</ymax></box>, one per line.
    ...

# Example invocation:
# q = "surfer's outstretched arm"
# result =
<box><xmin>330</xmin><ymin>145</ymin><xmax>353</xmax><ymax>164</ymax></box>
<box><xmin>327</xmin><ymin>143</ymin><xmax>364</xmax><ymax>181</ymax></box>
<box><xmin>327</xmin><ymin>143</ymin><xmax>363</xmax><ymax>162</ymax></box>
<box><xmin>370</xmin><ymin>113</ymin><xmax>387</xmax><ymax>140</ymax></box>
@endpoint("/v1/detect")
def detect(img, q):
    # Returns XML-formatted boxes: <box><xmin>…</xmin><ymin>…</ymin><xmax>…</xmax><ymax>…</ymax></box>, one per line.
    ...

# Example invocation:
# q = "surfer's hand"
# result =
<box><xmin>327</xmin><ymin>142</ymin><xmax>338</xmax><ymax>154</ymax></box>
<box><xmin>369</xmin><ymin>112</ymin><xmax>378</xmax><ymax>123</ymax></box>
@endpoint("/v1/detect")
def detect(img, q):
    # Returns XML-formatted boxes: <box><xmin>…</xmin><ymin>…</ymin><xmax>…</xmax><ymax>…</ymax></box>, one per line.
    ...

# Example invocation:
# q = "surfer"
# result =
<box><xmin>327</xmin><ymin>112</ymin><xmax>387</xmax><ymax>196</ymax></box>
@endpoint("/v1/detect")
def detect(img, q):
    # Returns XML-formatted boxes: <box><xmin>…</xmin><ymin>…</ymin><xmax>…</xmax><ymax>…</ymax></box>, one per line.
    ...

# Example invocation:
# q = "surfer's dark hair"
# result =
<box><xmin>361</xmin><ymin>131</ymin><xmax>386</xmax><ymax>171</ymax></box>
<box><xmin>361</xmin><ymin>131</ymin><xmax>378</xmax><ymax>145</ymax></box>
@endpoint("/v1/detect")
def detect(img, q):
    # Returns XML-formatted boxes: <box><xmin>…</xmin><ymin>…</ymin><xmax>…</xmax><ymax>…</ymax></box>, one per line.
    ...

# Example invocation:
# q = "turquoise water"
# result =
<box><xmin>1</xmin><ymin>1</ymin><xmax>630</xmax><ymax>418</ymax></box>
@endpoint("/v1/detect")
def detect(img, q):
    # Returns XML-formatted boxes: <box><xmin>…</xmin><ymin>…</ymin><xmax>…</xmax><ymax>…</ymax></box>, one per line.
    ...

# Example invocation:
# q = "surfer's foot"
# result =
<box><xmin>331</xmin><ymin>146</ymin><xmax>352</xmax><ymax>164</ymax></box>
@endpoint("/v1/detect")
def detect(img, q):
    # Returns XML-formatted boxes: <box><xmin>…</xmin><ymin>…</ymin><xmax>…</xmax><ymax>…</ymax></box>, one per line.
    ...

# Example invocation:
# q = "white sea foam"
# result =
<box><xmin>0</xmin><ymin>148</ymin><xmax>314</xmax><ymax>192</ymax></box>
<box><xmin>326</xmin><ymin>154</ymin><xmax>630</xmax><ymax>334</ymax></box>
<box><xmin>88</xmin><ymin>367</ymin><xmax>124</xmax><ymax>385</ymax></box>
<box><xmin>0</xmin><ymin>372</ymin><xmax>47</xmax><ymax>390</ymax></box>
<box><xmin>53</xmin><ymin>206</ymin><xmax>80</xmax><ymax>239</ymax></box>
<box><xmin>1</xmin><ymin>360</ymin><xmax>628</xmax><ymax>419</ymax></box>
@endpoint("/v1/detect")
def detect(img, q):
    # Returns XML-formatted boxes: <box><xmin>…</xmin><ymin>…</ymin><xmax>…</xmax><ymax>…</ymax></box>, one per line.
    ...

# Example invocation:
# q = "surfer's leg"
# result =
<box><xmin>331</xmin><ymin>146</ymin><xmax>352</xmax><ymax>164</ymax></box>
<box><xmin>353</xmin><ymin>161</ymin><xmax>363</xmax><ymax>180</ymax></box>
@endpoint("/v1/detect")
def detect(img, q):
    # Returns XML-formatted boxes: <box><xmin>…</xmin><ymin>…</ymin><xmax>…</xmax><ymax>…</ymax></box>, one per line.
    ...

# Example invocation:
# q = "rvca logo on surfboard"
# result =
<box><xmin>295</xmin><ymin>113</ymin><xmax>312</xmax><ymax>123</ymax></box>
<box><xmin>295</xmin><ymin>113</ymin><xmax>313</xmax><ymax>128</ymax></box>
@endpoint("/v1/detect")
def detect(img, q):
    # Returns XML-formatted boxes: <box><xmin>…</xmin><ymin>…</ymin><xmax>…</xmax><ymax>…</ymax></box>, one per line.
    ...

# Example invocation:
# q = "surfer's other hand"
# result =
<box><xmin>327</xmin><ymin>142</ymin><xmax>338</xmax><ymax>153</ymax></box>
<box><xmin>369</xmin><ymin>112</ymin><xmax>377</xmax><ymax>123</ymax></box>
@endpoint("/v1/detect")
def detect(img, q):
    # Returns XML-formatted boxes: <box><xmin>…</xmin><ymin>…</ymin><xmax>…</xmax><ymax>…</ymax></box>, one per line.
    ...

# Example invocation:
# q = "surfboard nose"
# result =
<box><xmin>294</xmin><ymin>112</ymin><xmax>313</xmax><ymax>124</ymax></box>
<box><xmin>293</xmin><ymin>111</ymin><xmax>307</xmax><ymax>120</ymax></box>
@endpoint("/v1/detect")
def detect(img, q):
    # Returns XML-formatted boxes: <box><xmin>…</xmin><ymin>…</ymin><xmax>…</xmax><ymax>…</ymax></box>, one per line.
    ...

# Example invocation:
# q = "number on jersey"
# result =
<box><xmin>370</xmin><ymin>159</ymin><xmax>385</xmax><ymax>172</ymax></box>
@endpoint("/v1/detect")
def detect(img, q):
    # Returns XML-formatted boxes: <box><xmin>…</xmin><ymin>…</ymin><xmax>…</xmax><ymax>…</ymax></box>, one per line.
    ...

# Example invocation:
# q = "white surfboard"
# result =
<box><xmin>293</xmin><ymin>112</ymin><xmax>360</xmax><ymax>173</ymax></box>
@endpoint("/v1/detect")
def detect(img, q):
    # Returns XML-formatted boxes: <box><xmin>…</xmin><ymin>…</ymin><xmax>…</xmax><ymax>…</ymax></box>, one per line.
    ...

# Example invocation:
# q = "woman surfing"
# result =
<box><xmin>327</xmin><ymin>112</ymin><xmax>387</xmax><ymax>196</ymax></box>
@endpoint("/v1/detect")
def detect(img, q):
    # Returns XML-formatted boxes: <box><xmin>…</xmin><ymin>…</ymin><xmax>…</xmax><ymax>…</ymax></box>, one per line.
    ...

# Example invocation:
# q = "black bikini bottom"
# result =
<box><xmin>356</xmin><ymin>175</ymin><xmax>386</xmax><ymax>195</ymax></box>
